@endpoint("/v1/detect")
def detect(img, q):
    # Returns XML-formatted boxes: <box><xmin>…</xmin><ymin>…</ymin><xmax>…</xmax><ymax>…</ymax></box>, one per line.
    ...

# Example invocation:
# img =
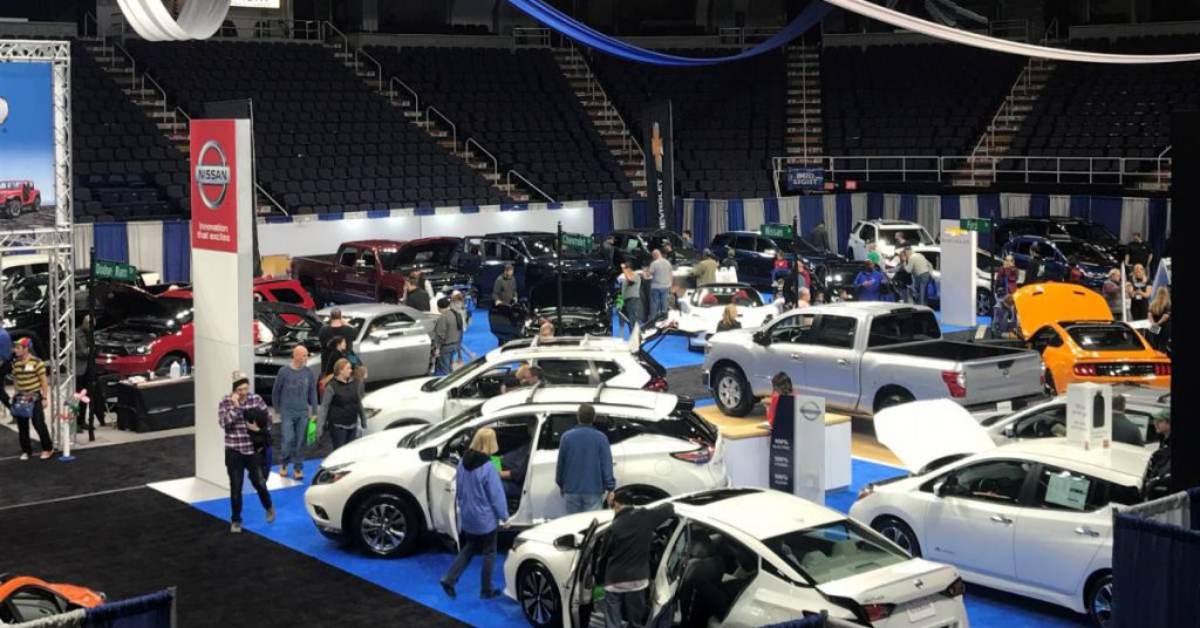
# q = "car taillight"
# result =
<box><xmin>1074</xmin><ymin>364</ymin><xmax>1097</xmax><ymax>376</ymax></box>
<box><xmin>1154</xmin><ymin>363</ymin><xmax>1171</xmax><ymax>376</ymax></box>
<box><xmin>862</xmin><ymin>603</ymin><xmax>896</xmax><ymax>622</ymax></box>
<box><xmin>671</xmin><ymin>445</ymin><xmax>713</xmax><ymax>465</ymax></box>
<box><xmin>644</xmin><ymin>376</ymin><xmax>668</xmax><ymax>392</ymax></box>
<box><xmin>941</xmin><ymin>371</ymin><xmax>966</xmax><ymax>398</ymax></box>
<box><xmin>942</xmin><ymin>577</ymin><xmax>966</xmax><ymax>598</ymax></box>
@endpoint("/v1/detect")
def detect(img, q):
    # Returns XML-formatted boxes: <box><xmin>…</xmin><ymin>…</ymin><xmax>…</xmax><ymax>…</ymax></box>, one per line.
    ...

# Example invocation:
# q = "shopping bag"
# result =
<box><xmin>305</xmin><ymin>416</ymin><xmax>319</xmax><ymax>446</ymax></box>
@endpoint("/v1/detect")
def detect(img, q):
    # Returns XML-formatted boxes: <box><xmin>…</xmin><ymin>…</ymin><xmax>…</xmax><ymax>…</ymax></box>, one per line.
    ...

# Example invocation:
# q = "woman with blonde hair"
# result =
<box><xmin>440</xmin><ymin>427</ymin><xmax>509</xmax><ymax>600</ymax></box>
<box><xmin>1148</xmin><ymin>286</ymin><xmax>1171</xmax><ymax>353</ymax></box>
<box><xmin>318</xmin><ymin>358</ymin><xmax>365</xmax><ymax>449</ymax></box>
<box><xmin>1130</xmin><ymin>264</ymin><xmax>1151</xmax><ymax>320</ymax></box>
<box><xmin>716</xmin><ymin>303</ymin><xmax>741</xmax><ymax>332</ymax></box>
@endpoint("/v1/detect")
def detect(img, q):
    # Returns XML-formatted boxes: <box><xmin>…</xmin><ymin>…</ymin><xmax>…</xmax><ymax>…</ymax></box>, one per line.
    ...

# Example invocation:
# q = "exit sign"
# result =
<box><xmin>959</xmin><ymin>218</ymin><xmax>992</xmax><ymax>234</ymax></box>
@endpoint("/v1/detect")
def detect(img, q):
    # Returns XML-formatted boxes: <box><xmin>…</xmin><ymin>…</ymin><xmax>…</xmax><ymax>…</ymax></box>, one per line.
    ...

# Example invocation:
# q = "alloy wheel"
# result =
<box><xmin>360</xmin><ymin>502</ymin><xmax>407</xmax><ymax>554</ymax></box>
<box><xmin>717</xmin><ymin>374</ymin><xmax>742</xmax><ymax>408</ymax></box>
<box><xmin>1091</xmin><ymin>579</ymin><xmax>1113</xmax><ymax>627</ymax></box>
<box><xmin>519</xmin><ymin>565</ymin><xmax>559</xmax><ymax>626</ymax></box>
<box><xmin>881</xmin><ymin>523</ymin><xmax>914</xmax><ymax>553</ymax></box>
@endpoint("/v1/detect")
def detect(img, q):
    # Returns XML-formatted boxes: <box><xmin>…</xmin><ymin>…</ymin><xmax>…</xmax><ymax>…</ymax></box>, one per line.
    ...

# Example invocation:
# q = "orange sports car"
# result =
<box><xmin>0</xmin><ymin>574</ymin><xmax>104</xmax><ymax>623</ymax></box>
<box><xmin>1012</xmin><ymin>282</ymin><xmax>1171</xmax><ymax>394</ymax></box>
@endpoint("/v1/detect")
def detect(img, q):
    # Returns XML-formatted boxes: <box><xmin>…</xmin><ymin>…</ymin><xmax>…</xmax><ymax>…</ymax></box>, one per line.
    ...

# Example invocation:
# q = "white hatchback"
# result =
<box><xmin>851</xmin><ymin>402</ymin><xmax>1152</xmax><ymax>627</ymax></box>
<box><xmin>361</xmin><ymin>335</ymin><xmax>668</xmax><ymax>433</ymax></box>
<box><xmin>505</xmin><ymin>488</ymin><xmax>970</xmax><ymax>627</ymax></box>
<box><xmin>305</xmin><ymin>386</ymin><xmax>729</xmax><ymax>557</ymax></box>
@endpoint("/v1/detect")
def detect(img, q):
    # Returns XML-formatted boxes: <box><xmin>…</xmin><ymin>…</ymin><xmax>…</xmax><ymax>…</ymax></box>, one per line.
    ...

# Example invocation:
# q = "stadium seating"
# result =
<box><xmin>366</xmin><ymin>46</ymin><xmax>632</xmax><ymax>201</ymax></box>
<box><xmin>1010</xmin><ymin>35</ymin><xmax>1200</xmax><ymax>162</ymax></box>
<box><xmin>821</xmin><ymin>43</ymin><xmax>1022</xmax><ymax>158</ymax></box>
<box><xmin>124</xmin><ymin>40</ymin><xmax>505</xmax><ymax>214</ymax></box>
<box><xmin>71</xmin><ymin>42</ymin><xmax>189</xmax><ymax>222</ymax></box>
<box><xmin>590</xmin><ymin>49</ymin><xmax>786</xmax><ymax>199</ymax></box>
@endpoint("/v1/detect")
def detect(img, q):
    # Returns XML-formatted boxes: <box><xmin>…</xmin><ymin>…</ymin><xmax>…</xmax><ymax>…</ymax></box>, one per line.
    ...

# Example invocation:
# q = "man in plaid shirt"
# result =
<box><xmin>219</xmin><ymin>371</ymin><xmax>274</xmax><ymax>533</ymax></box>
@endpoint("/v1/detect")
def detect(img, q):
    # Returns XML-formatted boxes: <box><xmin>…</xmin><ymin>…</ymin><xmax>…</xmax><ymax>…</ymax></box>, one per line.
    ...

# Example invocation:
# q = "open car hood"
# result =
<box><xmin>1012</xmin><ymin>282</ymin><xmax>1112</xmax><ymax>339</ymax></box>
<box><xmin>529</xmin><ymin>279</ymin><xmax>608</xmax><ymax>311</ymax></box>
<box><xmin>875</xmin><ymin>399</ymin><xmax>995</xmax><ymax>473</ymax></box>
<box><xmin>97</xmin><ymin>282</ymin><xmax>180</xmax><ymax>320</ymax></box>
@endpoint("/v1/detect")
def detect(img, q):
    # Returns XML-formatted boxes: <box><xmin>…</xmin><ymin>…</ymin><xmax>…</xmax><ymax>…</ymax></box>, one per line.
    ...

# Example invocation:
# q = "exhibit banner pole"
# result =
<box><xmin>190</xmin><ymin>118</ymin><xmax>255</xmax><ymax>488</ymax></box>
<box><xmin>556</xmin><ymin>221</ymin><xmax>564</xmax><ymax>332</ymax></box>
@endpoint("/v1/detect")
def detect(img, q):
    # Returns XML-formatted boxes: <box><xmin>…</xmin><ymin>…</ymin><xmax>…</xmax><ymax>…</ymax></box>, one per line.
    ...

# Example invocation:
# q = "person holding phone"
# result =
<box><xmin>218</xmin><ymin>371</ymin><xmax>274</xmax><ymax>533</ymax></box>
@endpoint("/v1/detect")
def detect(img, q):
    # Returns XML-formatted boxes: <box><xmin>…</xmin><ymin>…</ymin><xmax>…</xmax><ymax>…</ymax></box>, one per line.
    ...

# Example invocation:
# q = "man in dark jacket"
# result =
<box><xmin>603</xmin><ymin>487</ymin><xmax>675</xmax><ymax>627</ymax></box>
<box><xmin>317</xmin><ymin>308</ymin><xmax>358</xmax><ymax>359</ymax></box>
<box><xmin>405</xmin><ymin>272</ymin><xmax>431</xmax><ymax>312</ymax></box>
<box><xmin>493</xmin><ymin>264</ymin><xmax>518</xmax><ymax>306</ymax></box>
<box><xmin>556</xmin><ymin>403</ymin><xmax>614</xmax><ymax>514</ymax></box>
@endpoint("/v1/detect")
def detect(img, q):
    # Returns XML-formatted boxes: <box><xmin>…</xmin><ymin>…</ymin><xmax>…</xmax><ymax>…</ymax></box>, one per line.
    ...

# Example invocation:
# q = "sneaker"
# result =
<box><xmin>231</xmin><ymin>522</ymin><xmax>243</xmax><ymax>534</ymax></box>
<box><xmin>19</xmin><ymin>453</ymin><xmax>29</xmax><ymax>461</ymax></box>
<box><xmin>440</xmin><ymin>581</ymin><xmax>456</xmax><ymax>599</ymax></box>
<box><xmin>293</xmin><ymin>468</ymin><xmax>304</xmax><ymax>481</ymax></box>
<box><xmin>266</xmin><ymin>508</ymin><xmax>276</xmax><ymax>524</ymax></box>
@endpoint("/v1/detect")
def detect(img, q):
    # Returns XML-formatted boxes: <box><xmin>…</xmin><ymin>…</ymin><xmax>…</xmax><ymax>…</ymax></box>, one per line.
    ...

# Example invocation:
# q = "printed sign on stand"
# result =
<box><xmin>1066</xmin><ymin>382</ymin><xmax>1112</xmax><ymax>451</ymax></box>
<box><xmin>769</xmin><ymin>394</ymin><xmax>826</xmax><ymax>504</ymax></box>
<box><xmin>190</xmin><ymin>120</ymin><xmax>239</xmax><ymax>253</ymax></box>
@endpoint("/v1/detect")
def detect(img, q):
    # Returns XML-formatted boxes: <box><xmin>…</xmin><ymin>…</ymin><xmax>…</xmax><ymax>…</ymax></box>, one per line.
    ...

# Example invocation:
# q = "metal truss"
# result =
<box><xmin>2</xmin><ymin>40</ymin><xmax>75</xmax><ymax>450</ymax></box>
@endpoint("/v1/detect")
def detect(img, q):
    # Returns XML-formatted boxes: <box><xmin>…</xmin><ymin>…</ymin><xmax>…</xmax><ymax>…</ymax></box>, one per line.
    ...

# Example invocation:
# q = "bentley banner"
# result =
<box><xmin>641</xmin><ymin>101</ymin><xmax>675</xmax><ymax>231</ymax></box>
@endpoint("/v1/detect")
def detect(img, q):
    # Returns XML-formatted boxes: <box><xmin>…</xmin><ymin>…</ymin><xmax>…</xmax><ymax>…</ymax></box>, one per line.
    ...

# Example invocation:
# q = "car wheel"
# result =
<box><xmin>352</xmin><ymin>492</ymin><xmax>420</xmax><ymax>557</ymax></box>
<box><xmin>1086</xmin><ymin>573</ymin><xmax>1113</xmax><ymax>628</ymax></box>
<box><xmin>873</xmin><ymin>516</ymin><xmax>922</xmax><ymax>557</ymax></box>
<box><xmin>30</xmin><ymin>194</ymin><xmax>40</xmax><ymax>209</ymax></box>
<box><xmin>713</xmin><ymin>365</ymin><xmax>754</xmax><ymax>417</ymax></box>
<box><xmin>4</xmin><ymin>199</ymin><xmax>20</xmax><ymax>219</ymax></box>
<box><xmin>518</xmin><ymin>562</ymin><xmax>562</xmax><ymax>627</ymax></box>
<box><xmin>874</xmin><ymin>388</ymin><xmax>915</xmax><ymax>413</ymax></box>
<box><xmin>976</xmin><ymin>288</ymin><xmax>994</xmax><ymax>317</ymax></box>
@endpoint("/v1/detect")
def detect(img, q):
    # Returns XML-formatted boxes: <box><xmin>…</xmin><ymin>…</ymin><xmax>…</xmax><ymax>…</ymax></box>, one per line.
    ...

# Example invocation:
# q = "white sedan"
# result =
<box><xmin>360</xmin><ymin>335</ymin><xmax>665</xmax><ymax>433</ymax></box>
<box><xmin>506</xmin><ymin>487</ymin><xmax>969</xmax><ymax>627</ymax></box>
<box><xmin>663</xmin><ymin>283</ymin><xmax>785</xmax><ymax>350</ymax></box>
<box><xmin>305</xmin><ymin>386</ymin><xmax>729</xmax><ymax>557</ymax></box>
<box><xmin>850</xmin><ymin>401</ymin><xmax>1153</xmax><ymax>627</ymax></box>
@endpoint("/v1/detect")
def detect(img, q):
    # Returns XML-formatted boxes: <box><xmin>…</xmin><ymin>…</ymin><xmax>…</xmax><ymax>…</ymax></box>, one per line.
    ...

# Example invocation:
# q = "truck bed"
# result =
<box><xmin>869</xmin><ymin>340</ymin><xmax>1030</xmax><ymax>362</ymax></box>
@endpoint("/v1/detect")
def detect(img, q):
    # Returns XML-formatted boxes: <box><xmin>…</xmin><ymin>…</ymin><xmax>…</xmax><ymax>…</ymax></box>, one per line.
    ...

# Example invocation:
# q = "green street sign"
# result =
<box><xmin>561</xmin><ymin>232</ymin><xmax>594</xmax><ymax>252</ymax></box>
<box><xmin>959</xmin><ymin>218</ymin><xmax>992</xmax><ymax>234</ymax></box>
<box><xmin>760</xmin><ymin>223</ymin><xmax>795</xmax><ymax>241</ymax></box>
<box><xmin>93</xmin><ymin>259</ymin><xmax>139</xmax><ymax>284</ymax></box>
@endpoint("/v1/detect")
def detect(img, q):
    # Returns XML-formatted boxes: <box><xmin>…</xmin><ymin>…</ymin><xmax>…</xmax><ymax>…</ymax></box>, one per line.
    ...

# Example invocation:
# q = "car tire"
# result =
<box><xmin>30</xmin><ymin>194</ymin><xmax>40</xmax><ymax>210</ymax></box>
<box><xmin>1085</xmin><ymin>572</ymin><xmax>1113</xmax><ymax>628</ymax></box>
<box><xmin>518</xmin><ymin>562</ymin><xmax>562</xmax><ymax>627</ymax></box>
<box><xmin>976</xmin><ymin>288</ymin><xmax>994</xmax><ymax>317</ymax></box>
<box><xmin>4</xmin><ymin>199</ymin><xmax>20</xmax><ymax>219</ymax></box>
<box><xmin>874</xmin><ymin>388</ymin><xmax>915</xmax><ymax>413</ymax></box>
<box><xmin>352</xmin><ymin>492</ymin><xmax>421</xmax><ymax>557</ymax></box>
<box><xmin>713</xmin><ymin>365</ymin><xmax>754</xmax><ymax>417</ymax></box>
<box><xmin>873</xmin><ymin>516</ymin><xmax>922</xmax><ymax>557</ymax></box>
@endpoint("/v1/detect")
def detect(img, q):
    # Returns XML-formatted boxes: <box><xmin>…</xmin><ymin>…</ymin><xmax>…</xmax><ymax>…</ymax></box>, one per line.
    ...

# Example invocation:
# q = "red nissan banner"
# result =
<box><xmin>190</xmin><ymin>119</ymin><xmax>239</xmax><ymax>253</ymax></box>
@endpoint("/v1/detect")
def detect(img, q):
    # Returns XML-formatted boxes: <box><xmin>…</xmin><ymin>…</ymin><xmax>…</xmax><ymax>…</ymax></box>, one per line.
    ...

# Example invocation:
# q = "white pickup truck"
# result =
<box><xmin>703</xmin><ymin>302</ymin><xmax>1044</xmax><ymax>417</ymax></box>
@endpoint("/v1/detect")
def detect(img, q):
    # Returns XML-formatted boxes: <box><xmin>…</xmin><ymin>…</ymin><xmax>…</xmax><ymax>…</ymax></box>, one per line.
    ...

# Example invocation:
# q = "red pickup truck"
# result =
<box><xmin>0</xmin><ymin>180</ymin><xmax>41</xmax><ymax>219</ymax></box>
<box><xmin>290</xmin><ymin>238</ymin><xmax>474</xmax><ymax>306</ymax></box>
<box><xmin>93</xmin><ymin>277</ymin><xmax>314</xmax><ymax>377</ymax></box>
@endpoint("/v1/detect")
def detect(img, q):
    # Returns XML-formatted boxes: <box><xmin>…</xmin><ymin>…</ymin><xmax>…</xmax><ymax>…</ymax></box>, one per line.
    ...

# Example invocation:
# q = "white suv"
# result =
<box><xmin>361</xmin><ymin>336</ymin><xmax>669</xmax><ymax>433</ymax></box>
<box><xmin>305</xmin><ymin>386</ymin><xmax>729</xmax><ymax>557</ymax></box>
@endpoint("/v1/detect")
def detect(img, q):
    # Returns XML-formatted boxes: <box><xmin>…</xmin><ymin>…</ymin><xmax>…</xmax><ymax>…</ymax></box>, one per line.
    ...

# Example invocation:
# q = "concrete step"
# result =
<box><xmin>147</xmin><ymin>110</ymin><xmax>175</xmax><ymax>119</ymax></box>
<box><xmin>134</xmin><ymin>99</ymin><xmax>166</xmax><ymax>108</ymax></box>
<box><xmin>332</xmin><ymin>52</ymin><xmax>353</xmax><ymax>59</ymax></box>
<box><xmin>787</xmin><ymin>88</ymin><xmax>821</xmax><ymax>97</ymax></box>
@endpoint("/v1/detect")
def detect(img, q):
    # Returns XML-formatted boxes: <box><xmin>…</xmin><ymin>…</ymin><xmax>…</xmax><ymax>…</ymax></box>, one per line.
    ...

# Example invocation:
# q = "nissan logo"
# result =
<box><xmin>800</xmin><ymin>400</ymin><xmax>822</xmax><ymax>422</ymax></box>
<box><xmin>195</xmin><ymin>140</ymin><xmax>230</xmax><ymax>210</ymax></box>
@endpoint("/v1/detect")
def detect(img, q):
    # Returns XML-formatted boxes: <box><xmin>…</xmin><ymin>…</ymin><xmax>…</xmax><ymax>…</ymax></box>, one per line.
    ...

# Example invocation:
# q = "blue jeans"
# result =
<box><xmin>621</xmin><ymin>298</ymin><xmax>642</xmax><ymax>335</ymax></box>
<box><xmin>913</xmin><ymin>272</ymin><xmax>932</xmax><ymax>305</ymax></box>
<box><xmin>436</xmin><ymin>343</ymin><xmax>458</xmax><ymax>375</ymax></box>
<box><xmin>442</xmin><ymin>529</ymin><xmax>498</xmax><ymax>595</ymax></box>
<box><xmin>564</xmin><ymin>492</ymin><xmax>605</xmax><ymax>515</ymax></box>
<box><xmin>330</xmin><ymin>424</ymin><xmax>358</xmax><ymax>449</ymax></box>
<box><xmin>279</xmin><ymin>409</ymin><xmax>308</xmax><ymax>472</ymax></box>
<box><xmin>649</xmin><ymin>287</ymin><xmax>669</xmax><ymax>321</ymax></box>
<box><xmin>604</xmin><ymin>588</ymin><xmax>648</xmax><ymax>628</ymax></box>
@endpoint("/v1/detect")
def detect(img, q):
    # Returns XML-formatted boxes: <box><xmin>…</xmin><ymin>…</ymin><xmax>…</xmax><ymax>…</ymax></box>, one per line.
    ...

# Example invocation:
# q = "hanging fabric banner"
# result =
<box><xmin>642</xmin><ymin>101</ymin><xmax>676</xmax><ymax>231</ymax></box>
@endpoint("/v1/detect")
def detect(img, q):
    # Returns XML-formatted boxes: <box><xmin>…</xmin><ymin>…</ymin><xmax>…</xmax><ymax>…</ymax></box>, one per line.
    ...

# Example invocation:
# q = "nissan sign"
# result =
<box><xmin>195</xmin><ymin>140</ymin><xmax>230</xmax><ymax>209</ymax></box>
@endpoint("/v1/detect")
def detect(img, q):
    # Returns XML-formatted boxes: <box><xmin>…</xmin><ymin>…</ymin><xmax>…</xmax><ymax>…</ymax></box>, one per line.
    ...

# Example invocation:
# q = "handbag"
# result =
<box><xmin>12</xmin><ymin>393</ymin><xmax>36</xmax><ymax>419</ymax></box>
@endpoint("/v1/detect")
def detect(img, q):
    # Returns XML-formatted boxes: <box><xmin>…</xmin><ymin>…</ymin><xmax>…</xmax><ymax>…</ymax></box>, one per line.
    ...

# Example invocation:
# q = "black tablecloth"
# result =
<box><xmin>113</xmin><ymin>377</ymin><xmax>194</xmax><ymax>433</ymax></box>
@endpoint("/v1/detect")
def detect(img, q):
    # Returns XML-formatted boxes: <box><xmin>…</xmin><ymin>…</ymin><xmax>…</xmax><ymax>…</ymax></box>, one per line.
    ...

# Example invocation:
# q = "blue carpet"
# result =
<box><xmin>192</xmin><ymin>456</ymin><xmax>1087</xmax><ymax>627</ymax></box>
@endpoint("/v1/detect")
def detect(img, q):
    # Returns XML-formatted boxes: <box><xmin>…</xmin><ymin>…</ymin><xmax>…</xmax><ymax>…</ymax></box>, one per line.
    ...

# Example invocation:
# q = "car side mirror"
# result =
<box><xmin>753</xmin><ymin>330</ymin><xmax>771</xmax><ymax>346</ymax></box>
<box><xmin>418</xmin><ymin>447</ymin><xmax>437</xmax><ymax>462</ymax></box>
<box><xmin>553</xmin><ymin>533</ymin><xmax>580</xmax><ymax>551</ymax></box>
<box><xmin>1002</xmin><ymin>424</ymin><xmax>1017</xmax><ymax>439</ymax></box>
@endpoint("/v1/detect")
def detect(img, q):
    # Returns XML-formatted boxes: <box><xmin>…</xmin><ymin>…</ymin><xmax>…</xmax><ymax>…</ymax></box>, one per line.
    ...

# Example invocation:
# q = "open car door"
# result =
<box><xmin>427</xmin><ymin>436</ymin><xmax>464</xmax><ymax>552</ymax></box>
<box><xmin>566</xmin><ymin>518</ymin><xmax>602</xmax><ymax>628</ymax></box>
<box><xmin>875</xmin><ymin>399</ymin><xmax>995</xmax><ymax>473</ymax></box>
<box><xmin>645</xmin><ymin>520</ymin><xmax>691</xmax><ymax>627</ymax></box>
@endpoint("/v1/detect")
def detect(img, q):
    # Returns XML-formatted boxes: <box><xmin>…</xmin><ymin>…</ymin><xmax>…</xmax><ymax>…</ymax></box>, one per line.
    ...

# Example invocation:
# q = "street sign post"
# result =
<box><xmin>761</xmin><ymin>223</ymin><xmax>796</xmax><ymax>241</ymax></box>
<box><xmin>92</xmin><ymin>259</ymin><xmax>139</xmax><ymax>284</ymax></box>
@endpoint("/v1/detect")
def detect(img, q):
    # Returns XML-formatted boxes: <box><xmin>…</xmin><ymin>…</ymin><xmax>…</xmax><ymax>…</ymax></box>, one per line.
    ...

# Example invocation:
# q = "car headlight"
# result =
<box><xmin>126</xmin><ymin>344</ymin><xmax>151</xmax><ymax>355</ymax></box>
<box><xmin>313</xmin><ymin>463</ymin><xmax>353</xmax><ymax>485</ymax></box>
<box><xmin>0</xmin><ymin>318</ymin><xmax>14</xmax><ymax>328</ymax></box>
<box><xmin>365</xmin><ymin>407</ymin><xmax>381</xmax><ymax>418</ymax></box>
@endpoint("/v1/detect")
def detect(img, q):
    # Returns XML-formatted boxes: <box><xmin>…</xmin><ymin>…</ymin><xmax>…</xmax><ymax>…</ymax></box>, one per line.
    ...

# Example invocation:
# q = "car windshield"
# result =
<box><xmin>879</xmin><ymin>227</ymin><xmax>933</xmax><ymax>246</ymax></box>
<box><xmin>399</xmin><ymin>404</ymin><xmax>485</xmax><ymax>449</ymax></box>
<box><xmin>1062</xmin><ymin>222</ymin><xmax>1117</xmax><ymax>244</ymax></box>
<box><xmin>429</xmin><ymin>355</ymin><xmax>488</xmax><ymax>391</ymax></box>
<box><xmin>765</xmin><ymin>519</ymin><xmax>908</xmax><ymax>585</ymax></box>
<box><xmin>784</xmin><ymin>237</ymin><xmax>821</xmax><ymax>256</ymax></box>
<box><xmin>693</xmin><ymin>286</ymin><xmax>763</xmax><ymax>308</ymax></box>
<box><xmin>380</xmin><ymin>242</ymin><xmax>458</xmax><ymax>269</ymax></box>
<box><xmin>1053</xmin><ymin>241</ymin><xmax>1111</xmax><ymax>265</ymax></box>
<box><xmin>1066</xmin><ymin>325</ymin><xmax>1144</xmax><ymax>351</ymax></box>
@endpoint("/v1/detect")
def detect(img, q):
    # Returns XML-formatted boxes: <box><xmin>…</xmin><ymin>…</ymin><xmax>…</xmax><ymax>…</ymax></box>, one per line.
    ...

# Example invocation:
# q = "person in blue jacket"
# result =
<box><xmin>556</xmin><ymin>403</ymin><xmax>615</xmax><ymax>514</ymax></box>
<box><xmin>441</xmin><ymin>427</ymin><xmax>509</xmax><ymax>600</ymax></box>
<box><xmin>853</xmin><ymin>258</ymin><xmax>887</xmax><ymax>301</ymax></box>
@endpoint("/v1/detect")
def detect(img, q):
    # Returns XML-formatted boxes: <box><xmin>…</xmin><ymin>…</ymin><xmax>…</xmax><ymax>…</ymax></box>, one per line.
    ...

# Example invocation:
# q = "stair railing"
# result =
<box><xmin>354</xmin><ymin>48</ymin><xmax>384</xmax><ymax>90</ymax></box>
<box><xmin>508</xmin><ymin>170</ymin><xmax>555</xmax><ymax>204</ymax></box>
<box><xmin>320</xmin><ymin>21</ymin><xmax>350</xmax><ymax>57</ymax></box>
<box><xmin>464</xmin><ymin>138</ymin><xmax>499</xmax><ymax>181</ymax></box>
<box><xmin>388</xmin><ymin>77</ymin><xmax>421</xmax><ymax>118</ymax></box>
<box><xmin>426</xmin><ymin>106</ymin><xmax>457</xmax><ymax>151</ymax></box>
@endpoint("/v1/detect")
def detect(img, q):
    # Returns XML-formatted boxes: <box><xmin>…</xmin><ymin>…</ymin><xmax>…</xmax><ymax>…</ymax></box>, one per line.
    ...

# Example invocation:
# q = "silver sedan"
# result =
<box><xmin>315</xmin><ymin>303</ymin><xmax>438</xmax><ymax>382</ymax></box>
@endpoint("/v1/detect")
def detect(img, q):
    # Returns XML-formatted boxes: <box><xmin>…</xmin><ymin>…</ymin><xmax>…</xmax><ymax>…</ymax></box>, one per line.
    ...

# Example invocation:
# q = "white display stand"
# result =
<box><xmin>1066</xmin><ymin>383</ymin><xmax>1113</xmax><ymax>451</ymax></box>
<box><xmin>722</xmin><ymin>413</ymin><xmax>851</xmax><ymax>494</ymax></box>
<box><xmin>940</xmin><ymin>229</ymin><xmax>977</xmax><ymax>327</ymax></box>
<box><xmin>191</xmin><ymin>118</ymin><xmax>256</xmax><ymax>489</ymax></box>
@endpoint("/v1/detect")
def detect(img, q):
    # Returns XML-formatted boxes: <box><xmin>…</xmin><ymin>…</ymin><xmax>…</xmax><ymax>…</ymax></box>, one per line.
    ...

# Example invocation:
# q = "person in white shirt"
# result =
<box><xmin>901</xmin><ymin>247</ymin><xmax>933</xmax><ymax>305</ymax></box>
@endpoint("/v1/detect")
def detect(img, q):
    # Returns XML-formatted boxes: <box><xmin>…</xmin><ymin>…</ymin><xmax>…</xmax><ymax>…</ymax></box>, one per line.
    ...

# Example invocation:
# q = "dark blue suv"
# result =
<box><xmin>709</xmin><ymin>230</ymin><xmax>845</xmax><ymax>287</ymax></box>
<box><xmin>1000</xmin><ymin>235</ymin><xmax>1117</xmax><ymax>288</ymax></box>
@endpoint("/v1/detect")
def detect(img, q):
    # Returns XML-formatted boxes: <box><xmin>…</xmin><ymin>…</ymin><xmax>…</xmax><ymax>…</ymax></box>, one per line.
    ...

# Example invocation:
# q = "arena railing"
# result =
<box><xmin>772</xmin><ymin>154</ymin><xmax>1172</xmax><ymax>188</ymax></box>
<box><xmin>717</xmin><ymin>26</ymin><xmax>781</xmax><ymax>46</ymax></box>
<box><xmin>513</xmin><ymin>27</ymin><xmax>551</xmax><ymax>48</ymax></box>
<box><xmin>465</xmin><ymin>138</ymin><xmax>500</xmax><ymax>182</ymax></box>
<box><xmin>426</xmin><ymin>106</ymin><xmax>458</xmax><ymax>151</ymax></box>
<box><xmin>508</xmin><ymin>170</ymin><xmax>556</xmax><ymax>204</ymax></box>
<box><xmin>387</xmin><ymin>76</ymin><xmax>421</xmax><ymax>118</ymax></box>
<box><xmin>354</xmin><ymin>47</ymin><xmax>385</xmax><ymax>90</ymax></box>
